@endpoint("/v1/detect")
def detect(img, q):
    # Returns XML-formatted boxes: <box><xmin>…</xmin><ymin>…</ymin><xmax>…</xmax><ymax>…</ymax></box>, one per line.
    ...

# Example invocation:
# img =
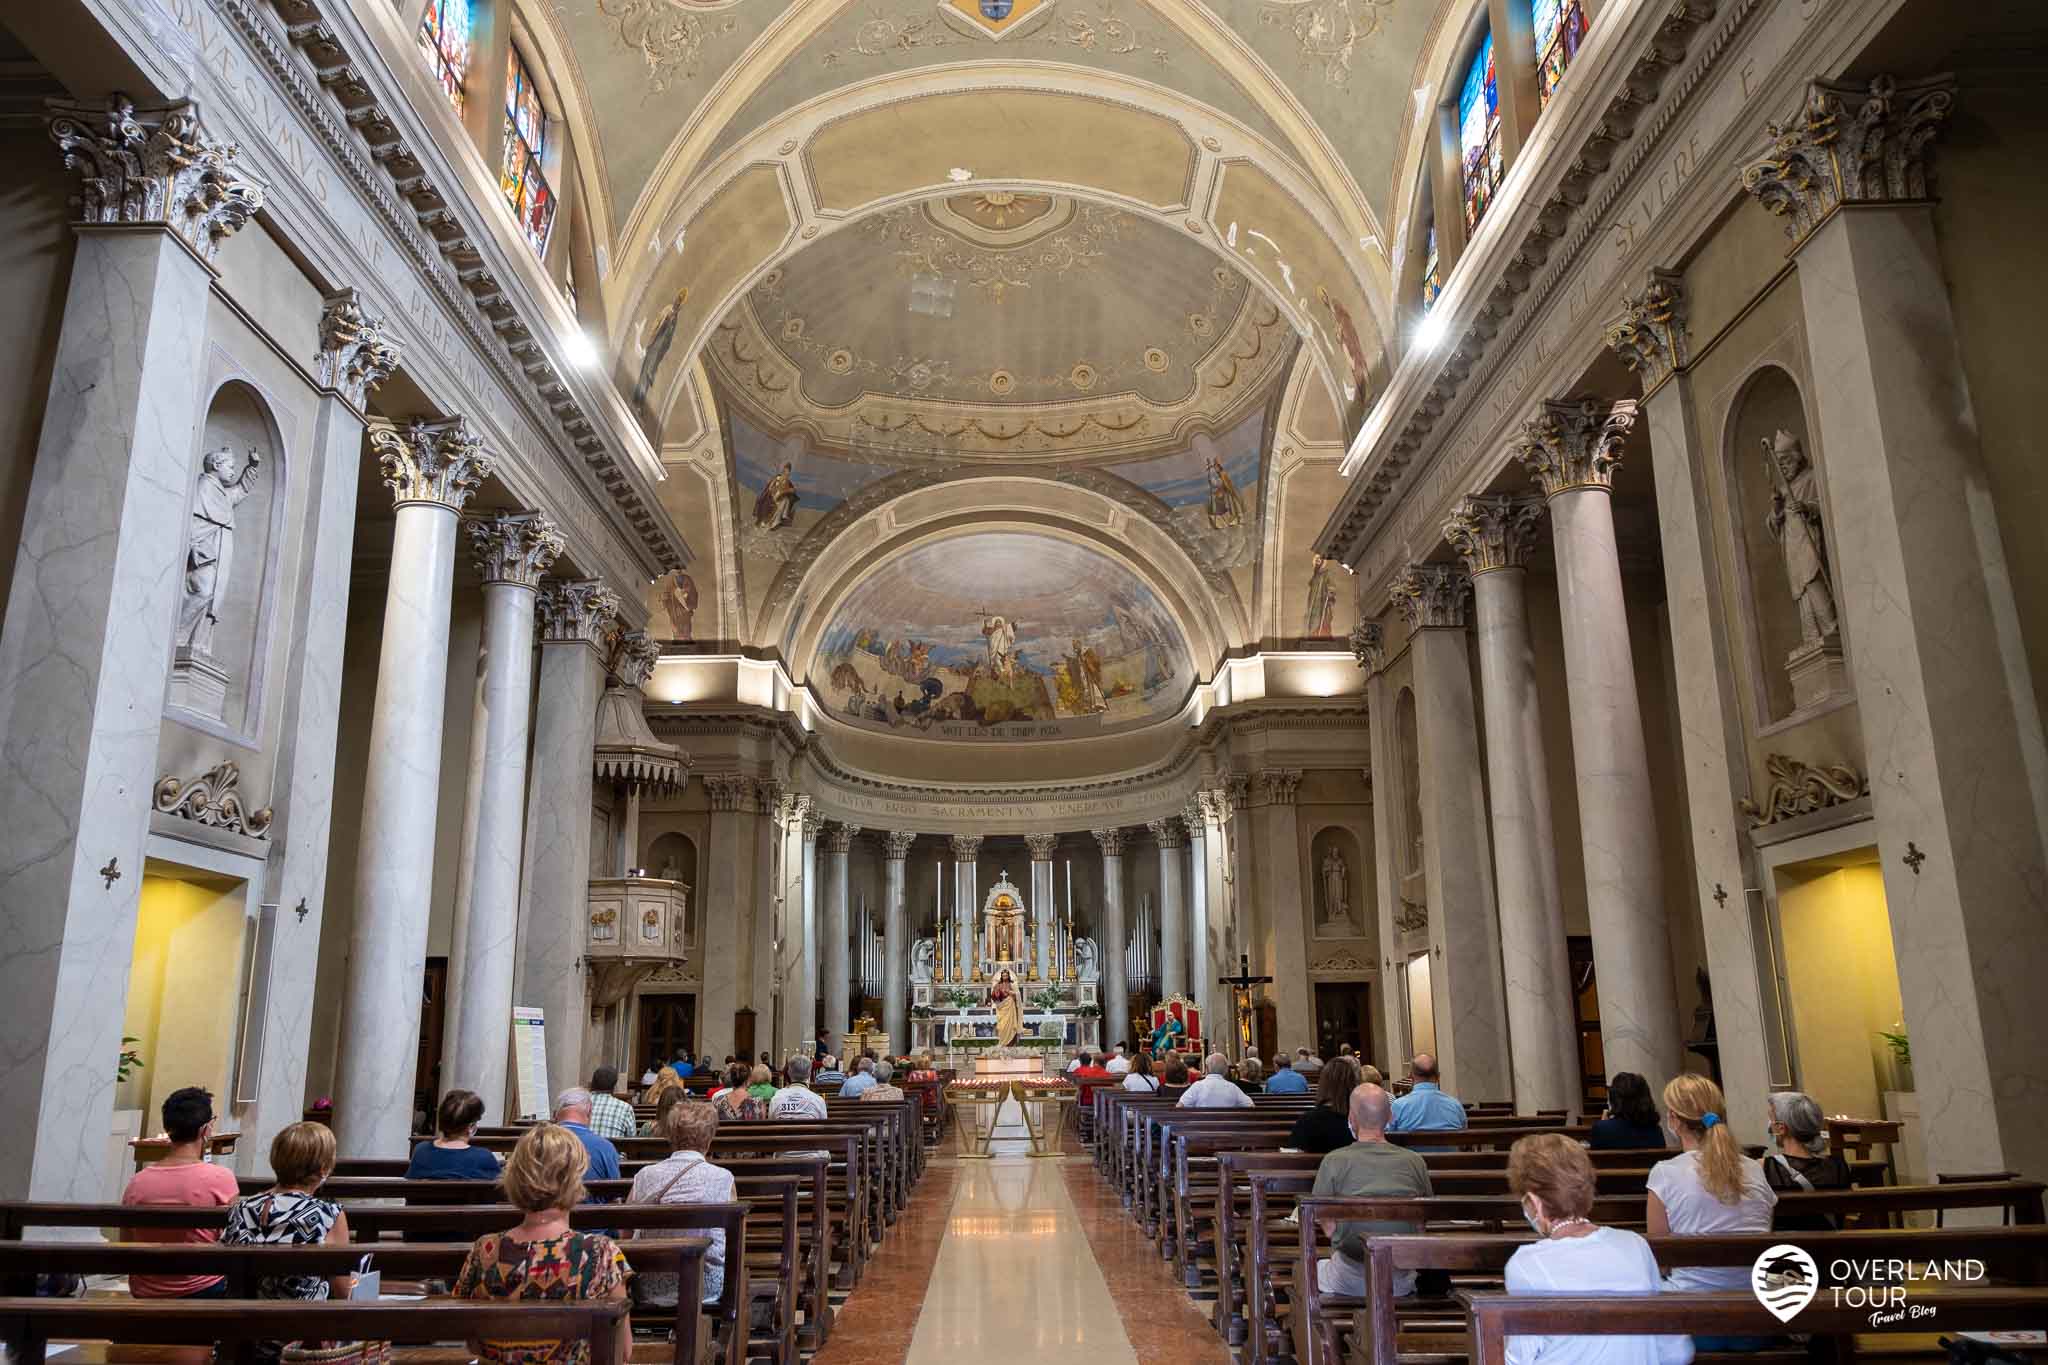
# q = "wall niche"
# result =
<box><xmin>1309</xmin><ymin>824</ymin><xmax>1369</xmax><ymax>942</ymax></box>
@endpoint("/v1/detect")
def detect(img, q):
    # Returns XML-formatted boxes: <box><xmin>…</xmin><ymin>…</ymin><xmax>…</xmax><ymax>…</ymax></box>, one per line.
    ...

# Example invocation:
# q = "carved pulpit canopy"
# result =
<box><xmin>592</xmin><ymin>682</ymin><xmax>689</xmax><ymax>790</ymax></box>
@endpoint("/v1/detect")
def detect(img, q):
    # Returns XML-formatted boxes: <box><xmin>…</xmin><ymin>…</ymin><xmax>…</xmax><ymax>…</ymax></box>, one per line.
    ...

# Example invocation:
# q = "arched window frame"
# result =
<box><xmin>417</xmin><ymin>0</ymin><xmax>471</xmax><ymax>112</ymax></box>
<box><xmin>1457</xmin><ymin>28</ymin><xmax>1502</xmax><ymax>233</ymax></box>
<box><xmin>1532</xmin><ymin>0</ymin><xmax>1589</xmax><ymax>109</ymax></box>
<box><xmin>500</xmin><ymin>41</ymin><xmax>557</xmax><ymax>257</ymax></box>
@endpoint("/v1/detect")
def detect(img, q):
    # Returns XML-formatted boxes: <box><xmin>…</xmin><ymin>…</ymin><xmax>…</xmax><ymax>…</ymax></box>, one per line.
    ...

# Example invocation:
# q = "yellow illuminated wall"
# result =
<box><xmin>1774</xmin><ymin>859</ymin><xmax>1904</xmax><ymax>1121</ymax></box>
<box><xmin>121</xmin><ymin>873</ymin><xmax>248</xmax><ymax>1122</ymax></box>
<box><xmin>1405</xmin><ymin>951</ymin><xmax>1437</xmax><ymax>1059</ymax></box>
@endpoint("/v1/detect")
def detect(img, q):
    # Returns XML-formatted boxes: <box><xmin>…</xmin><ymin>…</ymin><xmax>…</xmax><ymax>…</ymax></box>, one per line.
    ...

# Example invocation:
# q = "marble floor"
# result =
<box><xmin>813</xmin><ymin>1142</ymin><xmax>1231</xmax><ymax>1365</ymax></box>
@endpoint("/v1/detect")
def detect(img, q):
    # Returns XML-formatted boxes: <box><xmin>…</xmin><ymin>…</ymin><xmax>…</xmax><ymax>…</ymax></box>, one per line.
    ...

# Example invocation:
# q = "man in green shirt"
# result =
<box><xmin>1308</xmin><ymin>1082</ymin><xmax>1433</xmax><ymax>1299</ymax></box>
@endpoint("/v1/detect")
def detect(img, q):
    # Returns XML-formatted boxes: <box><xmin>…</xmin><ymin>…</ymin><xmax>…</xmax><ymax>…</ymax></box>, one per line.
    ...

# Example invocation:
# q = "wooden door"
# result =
<box><xmin>636</xmin><ymin>994</ymin><xmax>696</xmax><ymax>1072</ymax></box>
<box><xmin>1313</xmin><ymin>981</ymin><xmax>1373</xmax><ymax>1062</ymax></box>
<box><xmin>1568</xmin><ymin>935</ymin><xmax>1603</xmax><ymax>1110</ymax></box>
<box><xmin>413</xmin><ymin>958</ymin><xmax>447</xmax><ymax>1129</ymax></box>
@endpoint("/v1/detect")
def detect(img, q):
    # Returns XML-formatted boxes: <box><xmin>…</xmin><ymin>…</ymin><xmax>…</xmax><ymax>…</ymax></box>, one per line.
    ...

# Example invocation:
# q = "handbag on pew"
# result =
<box><xmin>283</xmin><ymin>1256</ymin><xmax>392</xmax><ymax>1365</ymax></box>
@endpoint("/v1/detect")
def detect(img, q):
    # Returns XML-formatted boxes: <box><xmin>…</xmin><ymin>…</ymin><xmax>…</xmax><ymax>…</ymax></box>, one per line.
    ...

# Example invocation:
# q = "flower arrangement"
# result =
<box><xmin>942</xmin><ymin>987</ymin><xmax>977</xmax><ymax>1011</ymax></box>
<box><xmin>910</xmin><ymin>1004</ymin><xmax>938</xmax><ymax>1019</ymax></box>
<box><xmin>1028</xmin><ymin>986</ymin><xmax>1064</xmax><ymax>1011</ymax></box>
<box><xmin>1076</xmin><ymin>1003</ymin><xmax>1101</xmax><ymax>1019</ymax></box>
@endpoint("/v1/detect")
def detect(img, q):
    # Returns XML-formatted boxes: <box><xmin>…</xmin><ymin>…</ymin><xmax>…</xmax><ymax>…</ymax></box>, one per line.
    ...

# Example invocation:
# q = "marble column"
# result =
<box><xmin>1255</xmin><ymin>771</ymin><xmax>1315</xmax><ymax>1057</ymax></box>
<box><xmin>799</xmin><ymin>807</ymin><xmax>823</xmax><ymax>1043</ymax></box>
<box><xmin>748</xmin><ymin>781</ymin><xmax>780</xmax><ymax>1039</ymax></box>
<box><xmin>0</xmin><ymin>97</ymin><xmax>262</xmax><ymax>1197</ymax></box>
<box><xmin>1445</xmin><ymin>498</ymin><xmax>1580</xmax><ymax>1115</ymax></box>
<box><xmin>335</xmin><ymin>418</ymin><xmax>492</xmax><ymax>1156</ymax></box>
<box><xmin>442</xmin><ymin>513</ymin><xmax>562</xmax><ymax>1122</ymax></box>
<box><xmin>1094</xmin><ymin>828</ymin><xmax>1131</xmax><ymax>1051</ymax></box>
<box><xmin>1026</xmin><ymin>833</ymin><xmax>1058</xmax><ymax>980</ymax></box>
<box><xmin>882</xmin><ymin>831</ymin><xmax>915</xmax><ymax>1042</ymax></box>
<box><xmin>1512</xmin><ymin>398</ymin><xmax>1680</xmax><ymax>1084</ymax></box>
<box><xmin>1353</xmin><ymin>623</ymin><xmax>1407</xmax><ymax>1074</ymax></box>
<box><xmin>510</xmin><ymin>580</ymin><xmax>617</xmax><ymax>1113</ymax></box>
<box><xmin>1389</xmin><ymin>565</ymin><xmax>1512</xmax><ymax>1102</ymax></box>
<box><xmin>1187</xmin><ymin>798</ymin><xmax>1221</xmax><ymax>1039</ymax></box>
<box><xmin>772</xmin><ymin>795</ymin><xmax>815</xmax><ymax>1060</ymax></box>
<box><xmin>1148</xmin><ymin>820</ymin><xmax>1189</xmax><ymax>1000</ymax></box>
<box><xmin>951</xmin><ymin>835</ymin><xmax>982</xmax><ymax>980</ymax></box>
<box><xmin>248</xmin><ymin>291</ymin><xmax>399</xmax><ymax>1170</ymax></box>
<box><xmin>823</xmin><ymin>823</ymin><xmax>860</xmax><ymax>1040</ymax></box>
<box><xmin>698</xmin><ymin>776</ymin><xmax>752</xmax><ymax>1059</ymax></box>
<box><xmin>1607</xmin><ymin>271</ymin><xmax>1774</xmax><ymax>1135</ymax></box>
<box><xmin>1741</xmin><ymin>75</ymin><xmax>2048</xmax><ymax>1178</ymax></box>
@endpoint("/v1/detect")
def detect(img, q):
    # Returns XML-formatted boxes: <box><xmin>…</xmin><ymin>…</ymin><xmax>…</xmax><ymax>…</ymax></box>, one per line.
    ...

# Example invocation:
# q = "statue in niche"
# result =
<box><xmin>657</xmin><ymin>853</ymin><xmax>682</xmax><ymax>881</ymax></box>
<box><xmin>178</xmin><ymin>445</ymin><xmax>262</xmax><ymax>655</ymax></box>
<box><xmin>1319</xmin><ymin>845</ymin><xmax>1356</xmax><ymax>934</ymax></box>
<box><xmin>1762</xmin><ymin>430</ymin><xmax>1838</xmax><ymax>646</ymax></box>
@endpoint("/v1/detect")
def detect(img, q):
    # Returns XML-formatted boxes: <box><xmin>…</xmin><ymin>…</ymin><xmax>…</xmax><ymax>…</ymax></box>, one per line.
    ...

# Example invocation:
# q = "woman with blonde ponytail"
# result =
<box><xmin>1646</xmin><ymin>1074</ymin><xmax>1776</xmax><ymax>1295</ymax></box>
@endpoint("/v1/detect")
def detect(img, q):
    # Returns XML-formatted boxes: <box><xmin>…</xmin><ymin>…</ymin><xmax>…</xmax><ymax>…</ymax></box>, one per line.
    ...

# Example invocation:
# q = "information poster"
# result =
<box><xmin>512</xmin><ymin>1007</ymin><xmax>549</xmax><ymax>1120</ymax></box>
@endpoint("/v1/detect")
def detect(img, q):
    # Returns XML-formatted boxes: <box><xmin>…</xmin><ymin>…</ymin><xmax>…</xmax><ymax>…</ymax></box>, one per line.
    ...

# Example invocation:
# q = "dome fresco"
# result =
<box><xmin>812</xmin><ymin>531</ymin><xmax>1195</xmax><ymax>741</ymax></box>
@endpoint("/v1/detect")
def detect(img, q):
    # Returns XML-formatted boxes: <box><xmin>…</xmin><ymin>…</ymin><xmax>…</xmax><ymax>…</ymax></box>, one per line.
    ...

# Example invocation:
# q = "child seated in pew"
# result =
<box><xmin>453</xmin><ymin>1123</ymin><xmax>634</xmax><ymax>1365</ymax></box>
<box><xmin>120</xmin><ymin>1086</ymin><xmax>241</xmax><ymax>1299</ymax></box>
<box><xmin>1504</xmin><ymin>1134</ymin><xmax>1692</xmax><ymax>1365</ymax></box>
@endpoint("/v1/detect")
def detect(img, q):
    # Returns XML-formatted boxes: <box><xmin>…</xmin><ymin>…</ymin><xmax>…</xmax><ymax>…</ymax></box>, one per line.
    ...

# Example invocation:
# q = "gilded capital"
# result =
<box><xmin>1444</xmin><ymin>495</ymin><xmax>1545</xmax><ymax>575</ymax></box>
<box><xmin>537</xmin><ymin>577</ymin><xmax>621</xmax><ymax>647</ymax></box>
<box><xmin>1024</xmin><ymin>832</ymin><xmax>1058</xmax><ymax>860</ymax></box>
<box><xmin>1740</xmin><ymin>74</ymin><xmax>1956</xmax><ymax>246</ymax></box>
<box><xmin>1146</xmin><ymin>818</ymin><xmax>1186</xmax><ymax>851</ymax></box>
<box><xmin>1093</xmin><ymin>826</ymin><xmax>1128</xmax><ymax>857</ymax></box>
<box><xmin>47</xmin><ymin>94</ymin><xmax>264</xmax><ymax>263</ymax></box>
<box><xmin>1390</xmin><ymin>564</ymin><xmax>1473</xmax><ymax>630</ymax></box>
<box><xmin>316</xmin><ymin>288</ymin><xmax>400</xmax><ymax>406</ymax></box>
<box><xmin>468</xmin><ymin>510</ymin><xmax>563</xmax><ymax>589</ymax></box>
<box><xmin>1603</xmin><ymin>269</ymin><xmax>1689</xmax><ymax>390</ymax></box>
<box><xmin>884</xmin><ymin>829</ymin><xmax>918</xmax><ymax>859</ymax></box>
<box><xmin>372</xmin><ymin>416</ymin><xmax>492</xmax><ymax>510</ymax></box>
<box><xmin>1511</xmin><ymin>397</ymin><xmax>1638</xmax><ymax>497</ymax></box>
<box><xmin>612</xmin><ymin>628</ymin><xmax>662</xmax><ymax>690</ymax></box>
<box><xmin>1349</xmin><ymin>620</ymin><xmax>1385</xmax><ymax>673</ymax></box>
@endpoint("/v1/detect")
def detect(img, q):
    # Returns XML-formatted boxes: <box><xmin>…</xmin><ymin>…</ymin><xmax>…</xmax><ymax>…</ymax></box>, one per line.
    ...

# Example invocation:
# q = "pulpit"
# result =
<box><xmin>1149</xmin><ymin>993</ymin><xmax>1203</xmax><ymax>1057</ymax></box>
<box><xmin>587</xmin><ymin>876</ymin><xmax>690</xmax><ymax>1013</ymax></box>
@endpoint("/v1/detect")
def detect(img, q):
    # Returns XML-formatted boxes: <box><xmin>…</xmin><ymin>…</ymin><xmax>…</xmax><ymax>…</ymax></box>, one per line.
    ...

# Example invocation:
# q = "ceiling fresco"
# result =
<box><xmin>812</xmin><ymin>530</ymin><xmax>1196</xmax><ymax>741</ymax></box>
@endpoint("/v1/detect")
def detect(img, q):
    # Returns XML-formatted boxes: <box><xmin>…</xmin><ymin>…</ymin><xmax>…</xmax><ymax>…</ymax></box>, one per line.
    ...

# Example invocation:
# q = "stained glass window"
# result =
<box><xmin>1532</xmin><ymin>0</ymin><xmax>1588</xmax><ymax>108</ymax></box>
<box><xmin>417</xmin><ymin>0</ymin><xmax>470</xmax><ymax>111</ymax></box>
<box><xmin>501</xmin><ymin>46</ymin><xmax>556</xmax><ymax>257</ymax></box>
<box><xmin>1457</xmin><ymin>30</ymin><xmax>1501</xmax><ymax>233</ymax></box>
<box><xmin>1421</xmin><ymin>223</ymin><xmax>1442</xmax><ymax>313</ymax></box>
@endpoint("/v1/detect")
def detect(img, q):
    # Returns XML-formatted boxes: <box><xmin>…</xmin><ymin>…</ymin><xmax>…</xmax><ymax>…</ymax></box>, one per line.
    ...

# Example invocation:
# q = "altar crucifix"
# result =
<box><xmin>1218</xmin><ymin>952</ymin><xmax>1272</xmax><ymax>1061</ymax></box>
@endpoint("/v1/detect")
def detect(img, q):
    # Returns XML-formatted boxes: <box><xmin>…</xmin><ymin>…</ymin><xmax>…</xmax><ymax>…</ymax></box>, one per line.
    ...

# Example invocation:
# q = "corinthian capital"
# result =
<box><xmin>950</xmin><ymin>834</ymin><xmax>982</xmax><ymax>861</ymax></box>
<box><xmin>1511</xmin><ymin>397</ymin><xmax>1638</xmax><ymax>497</ymax></box>
<box><xmin>1146</xmin><ymin>818</ymin><xmax>1186</xmax><ymax>851</ymax></box>
<box><xmin>1259</xmin><ymin>769</ymin><xmax>1302</xmax><ymax>805</ymax></box>
<box><xmin>1444</xmin><ymin>495</ymin><xmax>1545</xmax><ymax>576</ymax></box>
<box><xmin>1740</xmin><ymin>74</ymin><xmax>1956</xmax><ymax>246</ymax></box>
<box><xmin>884</xmin><ymin>829</ymin><xmax>917</xmax><ymax>859</ymax></box>
<box><xmin>316</xmin><ymin>288</ymin><xmax>400</xmax><ymax>406</ymax></box>
<box><xmin>1603</xmin><ymin>269</ymin><xmax>1689</xmax><ymax>390</ymax></box>
<box><xmin>468</xmin><ymin>511</ymin><xmax>563</xmax><ymax>588</ymax></box>
<box><xmin>613</xmin><ymin>629</ymin><xmax>662</xmax><ymax>689</ymax></box>
<box><xmin>1349</xmin><ymin>620</ymin><xmax>1385</xmax><ymax>674</ymax></box>
<box><xmin>47</xmin><ymin>95</ymin><xmax>264</xmax><ymax>264</ymax></box>
<box><xmin>372</xmin><ymin>416</ymin><xmax>492</xmax><ymax>510</ymax></box>
<box><xmin>537</xmin><ymin>577</ymin><xmax>621</xmax><ymax>646</ymax></box>
<box><xmin>827</xmin><ymin>822</ymin><xmax>862</xmax><ymax>854</ymax></box>
<box><xmin>1390</xmin><ymin>564</ymin><xmax>1473</xmax><ymax>630</ymax></box>
<box><xmin>704</xmin><ymin>774</ymin><xmax>749</xmax><ymax>812</ymax></box>
<box><xmin>1093</xmin><ymin>827</ymin><xmax>1128</xmax><ymax>857</ymax></box>
<box><xmin>1024</xmin><ymin>832</ymin><xmax>1058</xmax><ymax>860</ymax></box>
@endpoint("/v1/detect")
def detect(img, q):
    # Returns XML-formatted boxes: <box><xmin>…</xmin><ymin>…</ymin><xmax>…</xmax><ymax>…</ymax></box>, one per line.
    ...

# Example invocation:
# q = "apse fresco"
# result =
<box><xmin>814</xmin><ymin>531</ymin><xmax>1194</xmax><ymax>740</ymax></box>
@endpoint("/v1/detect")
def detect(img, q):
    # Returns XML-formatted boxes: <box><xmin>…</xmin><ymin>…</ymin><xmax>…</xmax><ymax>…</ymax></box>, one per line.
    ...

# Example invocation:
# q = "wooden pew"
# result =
<box><xmin>0</xmin><ymin>1240</ymin><xmax>703</xmax><ymax>1365</ymax></box>
<box><xmin>1461</xmin><ymin>1288</ymin><xmax>2048</xmax><ymax>1365</ymax></box>
<box><xmin>0</xmin><ymin>1294</ymin><xmax>633</xmax><ymax>1365</ymax></box>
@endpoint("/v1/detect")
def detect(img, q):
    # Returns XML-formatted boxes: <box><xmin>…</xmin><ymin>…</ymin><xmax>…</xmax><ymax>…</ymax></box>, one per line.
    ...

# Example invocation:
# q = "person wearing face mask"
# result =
<box><xmin>1504</xmin><ymin>1135</ymin><xmax>1693</xmax><ymax>1365</ymax></box>
<box><xmin>1760</xmin><ymin>1090</ymin><xmax>1852</xmax><ymax>1229</ymax></box>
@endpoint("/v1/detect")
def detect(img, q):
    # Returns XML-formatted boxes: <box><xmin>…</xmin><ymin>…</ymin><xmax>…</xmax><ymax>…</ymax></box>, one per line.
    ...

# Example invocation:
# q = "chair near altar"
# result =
<box><xmin>1149</xmin><ymin>994</ymin><xmax>1203</xmax><ymax>1057</ymax></box>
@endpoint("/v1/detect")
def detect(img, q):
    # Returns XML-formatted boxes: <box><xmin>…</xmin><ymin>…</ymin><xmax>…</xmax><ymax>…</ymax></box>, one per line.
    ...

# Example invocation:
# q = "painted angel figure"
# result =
<box><xmin>178</xmin><ymin>445</ymin><xmax>262</xmax><ymax>655</ymax></box>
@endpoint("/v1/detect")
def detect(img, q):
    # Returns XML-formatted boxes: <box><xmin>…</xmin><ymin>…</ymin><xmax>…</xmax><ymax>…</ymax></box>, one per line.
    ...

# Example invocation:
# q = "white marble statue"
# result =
<box><xmin>1762</xmin><ymin>429</ymin><xmax>1838</xmax><ymax>646</ymax></box>
<box><xmin>1320</xmin><ymin>845</ymin><xmax>1354</xmax><ymax>931</ymax></box>
<box><xmin>178</xmin><ymin>445</ymin><xmax>262</xmax><ymax>655</ymax></box>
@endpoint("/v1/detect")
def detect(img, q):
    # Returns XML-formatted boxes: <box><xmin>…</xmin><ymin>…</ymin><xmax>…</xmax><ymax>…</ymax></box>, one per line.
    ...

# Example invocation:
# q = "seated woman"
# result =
<box><xmin>1761</xmin><ymin>1091</ymin><xmax>1852</xmax><ymax>1229</ymax></box>
<box><xmin>1284</xmin><ymin>1056</ymin><xmax>1361</xmax><ymax>1154</ymax></box>
<box><xmin>1647</xmin><ymin>1075</ymin><xmax>1777</xmax><ymax>1350</ymax></box>
<box><xmin>454</xmin><ymin>1123</ymin><xmax>633</xmax><ymax>1365</ymax></box>
<box><xmin>1121</xmin><ymin>1052</ymin><xmax>1162</xmax><ymax>1094</ymax></box>
<box><xmin>642</xmin><ymin>1065</ymin><xmax>685</xmax><ymax>1107</ymax></box>
<box><xmin>717</xmin><ymin>1063</ymin><xmax>769</xmax><ymax>1120</ymax></box>
<box><xmin>1589</xmin><ymin>1073</ymin><xmax>1668</xmax><ymax>1151</ymax></box>
<box><xmin>1504</xmin><ymin>1134</ymin><xmax>1693</xmax><ymax>1365</ymax></box>
<box><xmin>745</xmin><ymin>1063</ymin><xmax>778</xmax><ymax>1104</ymax></box>
<box><xmin>407</xmin><ymin>1090</ymin><xmax>501</xmax><ymax>1179</ymax></box>
<box><xmin>638</xmin><ymin>1085</ymin><xmax>685</xmax><ymax>1137</ymax></box>
<box><xmin>223</xmin><ymin>1121</ymin><xmax>354</xmax><ymax>1362</ymax></box>
<box><xmin>629</xmin><ymin>1101</ymin><xmax>736</xmax><ymax>1309</ymax></box>
<box><xmin>1236</xmin><ymin>1056</ymin><xmax>1266</xmax><ymax>1095</ymax></box>
<box><xmin>1158</xmin><ymin>1056</ymin><xmax>1191</xmax><ymax>1098</ymax></box>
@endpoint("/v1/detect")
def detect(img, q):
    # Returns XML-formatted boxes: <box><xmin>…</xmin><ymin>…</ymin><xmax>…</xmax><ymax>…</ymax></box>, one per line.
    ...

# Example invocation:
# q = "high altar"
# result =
<box><xmin>909</xmin><ymin>873</ymin><xmax>1100</xmax><ymax>1057</ymax></box>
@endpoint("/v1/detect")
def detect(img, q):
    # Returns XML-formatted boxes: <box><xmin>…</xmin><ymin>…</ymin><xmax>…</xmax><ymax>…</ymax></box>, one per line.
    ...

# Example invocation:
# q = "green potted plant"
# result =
<box><xmin>117</xmin><ymin>1036</ymin><xmax>144</xmax><ymax>1085</ymax></box>
<box><xmin>1878</xmin><ymin>1023</ymin><xmax>1912</xmax><ymax>1093</ymax></box>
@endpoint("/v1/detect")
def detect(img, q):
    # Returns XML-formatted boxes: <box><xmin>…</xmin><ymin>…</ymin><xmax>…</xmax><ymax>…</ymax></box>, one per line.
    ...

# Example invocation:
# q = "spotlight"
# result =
<box><xmin>564</xmin><ymin>331</ymin><xmax>600</xmax><ymax>369</ymax></box>
<box><xmin>1413</xmin><ymin>312</ymin><xmax>1447</xmax><ymax>351</ymax></box>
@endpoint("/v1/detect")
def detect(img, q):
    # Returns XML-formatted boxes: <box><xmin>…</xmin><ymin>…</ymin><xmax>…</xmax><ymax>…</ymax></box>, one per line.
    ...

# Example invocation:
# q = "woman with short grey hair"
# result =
<box><xmin>1761</xmin><ymin>1090</ymin><xmax>1851</xmax><ymax>1228</ymax></box>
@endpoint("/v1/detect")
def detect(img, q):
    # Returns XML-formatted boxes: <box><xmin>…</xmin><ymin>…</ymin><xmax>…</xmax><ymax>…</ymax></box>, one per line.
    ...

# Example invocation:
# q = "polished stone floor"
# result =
<box><xmin>813</xmin><ymin>1137</ymin><xmax>1231</xmax><ymax>1365</ymax></box>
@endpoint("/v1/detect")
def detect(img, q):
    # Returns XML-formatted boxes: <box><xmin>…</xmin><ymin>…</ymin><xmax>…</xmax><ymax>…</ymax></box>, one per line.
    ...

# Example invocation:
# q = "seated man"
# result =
<box><xmin>122</xmin><ymin>1086</ymin><xmax>241</xmax><ymax>1298</ymax></box>
<box><xmin>769</xmin><ymin>1054</ymin><xmax>829</xmax><ymax>1119</ymax></box>
<box><xmin>838</xmin><ymin>1056</ymin><xmax>878</xmax><ymax>1099</ymax></box>
<box><xmin>553</xmin><ymin>1087</ymin><xmax>623</xmax><ymax>1181</ymax></box>
<box><xmin>1265</xmin><ymin>1054</ymin><xmax>1310</xmax><ymax>1094</ymax></box>
<box><xmin>1309</xmin><ymin>1083</ymin><xmax>1433</xmax><ymax>1299</ymax></box>
<box><xmin>1295</xmin><ymin>1046</ymin><xmax>1324</xmax><ymax>1077</ymax></box>
<box><xmin>860</xmin><ymin>1060</ymin><xmax>906</xmax><ymax>1104</ymax></box>
<box><xmin>1104</xmin><ymin>1043</ymin><xmax>1132</xmax><ymax>1075</ymax></box>
<box><xmin>1149</xmin><ymin>1010</ymin><xmax>1187</xmax><ymax>1056</ymax></box>
<box><xmin>813</xmin><ymin>1054</ymin><xmax>847</xmax><ymax>1085</ymax></box>
<box><xmin>1176</xmin><ymin>1052</ymin><xmax>1254</xmax><ymax>1109</ymax></box>
<box><xmin>586</xmin><ymin>1066</ymin><xmax>636</xmax><ymax>1140</ymax></box>
<box><xmin>1388</xmin><ymin>1053</ymin><xmax>1466</xmax><ymax>1132</ymax></box>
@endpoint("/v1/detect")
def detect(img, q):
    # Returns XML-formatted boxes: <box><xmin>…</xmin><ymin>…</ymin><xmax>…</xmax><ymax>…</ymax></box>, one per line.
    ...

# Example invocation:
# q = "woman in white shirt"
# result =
<box><xmin>1645</xmin><ymin>1074</ymin><xmax>1776</xmax><ymax>1295</ymax></box>
<box><xmin>1121</xmin><ymin>1053</ymin><xmax>1162</xmax><ymax>1093</ymax></box>
<box><xmin>1504</xmin><ymin>1134</ymin><xmax>1693</xmax><ymax>1365</ymax></box>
